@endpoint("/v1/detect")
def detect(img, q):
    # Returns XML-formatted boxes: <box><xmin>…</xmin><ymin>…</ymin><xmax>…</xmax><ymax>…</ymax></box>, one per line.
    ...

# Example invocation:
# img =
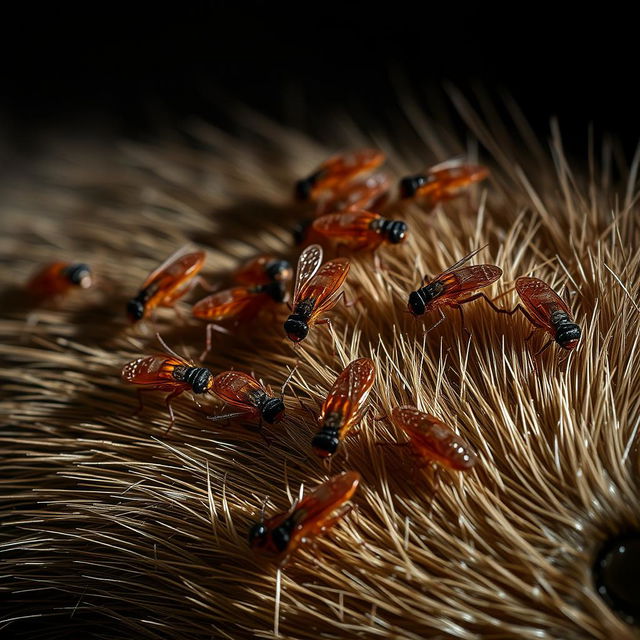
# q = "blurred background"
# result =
<box><xmin>1</xmin><ymin>2</ymin><xmax>637</xmax><ymax>157</ymax></box>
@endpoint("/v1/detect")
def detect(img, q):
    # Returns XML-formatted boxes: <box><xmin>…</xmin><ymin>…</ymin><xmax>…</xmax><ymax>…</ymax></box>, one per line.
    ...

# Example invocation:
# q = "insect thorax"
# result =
<box><xmin>420</xmin><ymin>281</ymin><xmax>445</xmax><ymax>302</ymax></box>
<box><xmin>248</xmin><ymin>388</ymin><xmax>268</xmax><ymax>408</ymax></box>
<box><xmin>409</xmin><ymin>281</ymin><xmax>444</xmax><ymax>315</ymax></box>
<box><xmin>369</xmin><ymin>218</ymin><xmax>407</xmax><ymax>244</ymax></box>
<box><xmin>293</xmin><ymin>298</ymin><xmax>316</xmax><ymax>319</ymax></box>
<box><xmin>321</xmin><ymin>412</ymin><xmax>343</xmax><ymax>433</ymax></box>
<box><xmin>550</xmin><ymin>310</ymin><xmax>581</xmax><ymax>348</ymax></box>
<box><xmin>172</xmin><ymin>366</ymin><xmax>212</xmax><ymax>393</ymax></box>
<box><xmin>271</xmin><ymin>517</ymin><xmax>295</xmax><ymax>552</ymax></box>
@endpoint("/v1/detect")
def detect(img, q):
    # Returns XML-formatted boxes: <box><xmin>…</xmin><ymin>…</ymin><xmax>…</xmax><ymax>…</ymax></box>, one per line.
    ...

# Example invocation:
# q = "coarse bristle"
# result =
<box><xmin>1</xmin><ymin>97</ymin><xmax>639</xmax><ymax>639</ymax></box>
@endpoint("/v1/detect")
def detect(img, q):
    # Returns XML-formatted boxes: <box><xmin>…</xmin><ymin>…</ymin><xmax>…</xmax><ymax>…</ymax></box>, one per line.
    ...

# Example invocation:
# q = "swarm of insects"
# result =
<box><xmin>2</xmin><ymin>101</ymin><xmax>639</xmax><ymax>640</ymax></box>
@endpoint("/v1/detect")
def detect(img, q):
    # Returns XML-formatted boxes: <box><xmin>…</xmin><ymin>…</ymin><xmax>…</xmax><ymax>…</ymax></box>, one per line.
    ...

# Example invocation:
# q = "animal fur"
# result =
<box><xmin>1</xmin><ymin>95</ymin><xmax>639</xmax><ymax>639</ymax></box>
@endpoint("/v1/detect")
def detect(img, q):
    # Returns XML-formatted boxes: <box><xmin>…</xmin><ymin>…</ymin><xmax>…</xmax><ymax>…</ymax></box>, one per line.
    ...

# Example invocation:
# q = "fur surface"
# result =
<box><xmin>1</xmin><ymin>97</ymin><xmax>639</xmax><ymax>639</ymax></box>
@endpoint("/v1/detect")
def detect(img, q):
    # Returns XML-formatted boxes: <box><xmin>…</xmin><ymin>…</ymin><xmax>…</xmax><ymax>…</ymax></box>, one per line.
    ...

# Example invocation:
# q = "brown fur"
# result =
<box><xmin>1</xmin><ymin>100</ymin><xmax>639</xmax><ymax>639</ymax></box>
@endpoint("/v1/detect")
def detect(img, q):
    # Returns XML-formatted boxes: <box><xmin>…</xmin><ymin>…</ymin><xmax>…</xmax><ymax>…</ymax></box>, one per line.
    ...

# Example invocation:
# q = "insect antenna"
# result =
<box><xmin>156</xmin><ymin>332</ymin><xmax>190</xmax><ymax>363</ymax></box>
<box><xmin>443</xmin><ymin>243</ymin><xmax>489</xmax><ymax>274</ymax></box>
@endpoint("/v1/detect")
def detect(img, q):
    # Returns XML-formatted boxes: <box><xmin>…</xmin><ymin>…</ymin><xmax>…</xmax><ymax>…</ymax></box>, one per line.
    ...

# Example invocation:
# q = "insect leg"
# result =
<box><xmin>456</xmin><ymin>292</ymin><xmax>518</xmax><ymax>315</ymax></box>
<box><xmin>207</xmin><ymin>410</ymin><xmax>253</xmax><ymax>423</ymax></box>
<box><xmin>132</xmin><ymin>388</ymin><xmax>152</xmax><ymax>418</ymax></box>
<box><xmin>201</xmin><ymin>323</ymin><xmax>232</xmax><ymax>360</ymax></box>
<box><xmin>164</xmin><ymin>388</ymin><xmax>185</xmax><ymax>434</ymax></box>
<box><xmin>375</xmin><ymin>439</ymin><xmax>412</xmax><ymax>448</ymax></box>
<box><xmin>534</xmin><ymin>339</ymin><xmax>554</xmax><ymax>357</ymax></box>
<box><xmin>424</xmin><ymin>308</ymin><xmax>446</xmax><ymax>334</ymax></box>
<box><xmin>453</xmin><ymin>304</ymin><xmax>471</xmax><ymax>337</ymax></box>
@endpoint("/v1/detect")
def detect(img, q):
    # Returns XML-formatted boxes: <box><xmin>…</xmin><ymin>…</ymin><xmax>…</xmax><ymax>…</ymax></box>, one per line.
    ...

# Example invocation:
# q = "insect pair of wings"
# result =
<box><xmin>121</xmin><ymin>337</ymin><xmax>203</xmax><ymax>390</ymax></box>
<box><xmin>419</xmin><ymin>246</ymin><xmax>501</xmax><ymax>296</ymax></box>
<box><xmin>321</xmin><ymin>358</ymin><xmax>376</xmax><ymax>429</ymax></box>
<box><xmin>513</xmin><ymin>277</ymin><xmax>574</xmax><ymax>331</ymax></box>
<box><xmin>253</xmin><ymin>471</ymin><xmax>360</xmax><ymax>562</ymax></box>
<box><xmin>291</xmin><ymin>244</ymin><xmax>350</xmax><ymax>315</ymax></box>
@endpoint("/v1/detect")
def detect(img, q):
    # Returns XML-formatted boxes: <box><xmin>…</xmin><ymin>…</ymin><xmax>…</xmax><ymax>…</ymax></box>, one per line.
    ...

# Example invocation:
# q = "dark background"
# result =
<box><xmin>1</xmin><ymin>3</ymin><xmax>637</xmax><ymax>156</ymax></box>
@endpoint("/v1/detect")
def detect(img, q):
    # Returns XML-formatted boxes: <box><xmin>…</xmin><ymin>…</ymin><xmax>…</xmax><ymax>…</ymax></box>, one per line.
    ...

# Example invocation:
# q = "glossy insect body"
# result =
<box><xmin>193</xmin><ymin>282</ymin><xmax>287</xmax><ymax>358</ymax></box>
<box><xmin>127</xmin><ymin>249</ymin><xmax>206</xmax><ymax>323</ymax></box>
<box><xmin>233</xmin><ymin>255</ymin><xmax>293</xmax><ymax>286</ymax></box>
<box><xmin>315</xmin><ymin>172</ymin><xmax>391</xmax><ymax>216</ymax></box>
<box><xmin>284</xmin><ymin>245</ymin><xmax>350</xmax><ymax>343</ymax></box>
<box><xmin>400</xmin><ymin>162</ymin><xmax>489</xmax><ymax>204</ymax></box>
<box><xmin>295</xmin><ymin>149</ymin><xmax>385</xmax><ymax>202</ymax></box>
<box><xmin>391</xmin><ymin>406</ymin><xmax>477</xmax><ymax>471</ymax></box>
<box><xmin>312</xmin><ymin>358</ymin><xmax>376</xmax><ymax>457</ymax></box>
<box><xmin>248</xmin><ymin>471</ymin><xmax>360</xmax><ymax>563</ymax></box>
<box><xmin>210</xmin><ymin>371</ymin><xmax>285</xmax><ymax>424</ymax></box>
<box><xmin>407</xmin><ymin>248</ymin><xmax>502</xmax><ymax>331</ymax></box>
<box><xmin>193</xmin><ymin>283</ymin><xmax>286</xmax><ymax>322</ymax></box>
<box><xmin>122</xmin><ymin>350</ymin><xmax>213</xmax><ymax>430</ymax></box>
<box><xmin>27</xmin><ymin>261</ymin><xmax>92</xmax><ymax>296</ymax></box>
<box><xmin>311</xmin><ymin>209</ymin><xmax>408</xmax><ymax>252</ymax></box>
<box><xmin>513</xmin><ymin>277</ymin><xmax>581</xmax><ymax>351</ymax></box>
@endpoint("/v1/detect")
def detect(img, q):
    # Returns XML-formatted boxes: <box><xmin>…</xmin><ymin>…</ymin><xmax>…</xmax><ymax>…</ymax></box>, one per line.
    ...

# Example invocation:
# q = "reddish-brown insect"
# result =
<box><xmin>315</xmin><ymin>171</ymin><xmax>391</xmax><ymax>216</ymax></box>
<box><xmin>312</xmin><ymin>358</ymin><xmax>376</xmax><ymax>457</ymax></box>
<box><xmin>284</xmin><ymin>245</ymin><xmax>350</xmax><ymax>343</ymax></box>
<box><xmin>311</xmin><ymin>209</ymin><xmax>408</xmax><ymax>253</ymax></box>
<box><xmin>121</xmin><ymin>336</ymin><xmax>213</xmax><ymax>431</ymax></box>
<box><xmin>27</xmin><ymin>261</ymin><xmax>92</xmax><ymax>297</ymax></box>
<box><xmin>193</xmin><ymin>282</ymin><xmax>287</xmax><ymax>359</ymax></box>
<box><xmin>407</xmin><ymin>247</ymin><xmax>503</xmax><ymax>332</ymax></box>
<box><xmin>390</xmin><ymin>406</ymin><xmax>477</xmax><ymax>471</ymax></box>
<box><xmin>208</xmin><ymin>370</ymin><xmax>286</xmax><ymax>424</ymax></box>
<box><xmin>400</xmin><ymin>161</ymin><xmax>489</xmax><ymax>205</ymax></box>
<box><xmin>127</xmin><ymin>248</ymin><xmax>206</xmax><ymax>323</ymax></box>
<box><xmin>233</xmin><ymin>255</ymin><xmax>293</xmax><ymax>286</ymax></box>
<box><xmin>248</xmin><ymin>471</ymin><xmax>360</xmax><ymax>564</ymax></box>
<box><xmin>295</xmin><ymin>149</ymin><xmax>385</xmax><ymax>202</ymax></box>
<box><xmin>492</xmin><ymin>276</ymin><xmax>581</xmax><ymax>356</ymax></box>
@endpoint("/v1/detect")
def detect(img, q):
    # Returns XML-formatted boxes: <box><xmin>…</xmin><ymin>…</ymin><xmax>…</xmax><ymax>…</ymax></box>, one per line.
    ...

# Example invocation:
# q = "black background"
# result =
<box><xmin>1</xmin><ymin>3</ymin><xmax>637</xmax><ymax>156</ymax></box>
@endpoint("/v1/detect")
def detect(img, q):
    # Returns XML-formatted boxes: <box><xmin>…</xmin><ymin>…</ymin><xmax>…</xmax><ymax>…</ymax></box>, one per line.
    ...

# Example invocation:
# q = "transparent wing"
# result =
<box><xmin>293</xmin><ymin>244</ymin><xmax>323</xmax><ymax>304</ymax></box>
<box><xmin>143</xmin><ymin>245</ymin><xmax>199</xmax><ymax>285</ymax></box>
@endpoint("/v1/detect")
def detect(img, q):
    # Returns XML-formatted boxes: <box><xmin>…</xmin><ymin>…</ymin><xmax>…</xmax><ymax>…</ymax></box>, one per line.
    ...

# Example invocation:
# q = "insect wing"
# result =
<box><xmin>516</xmin><ymin>277</ymin><xmax>572</xmax><ymax>329</ymax></box>
<box><xmin>312</xmin><ymin>210</ymin><xmax>378</xmax><ymax>238</ymax></box>
<box><xmin>322</xmin><ymin>149</ymin><xmax>384</xmax><ymax>184</ymax></box>
<box><xmin>233</xmin><ymin>255</ymin><xmax>284</xmax><ymax>285</ymax></box>
<box><xmin>142</xmin><ymin>247</ymin><xmax>204</xmax><ymax>288</ymax></box>
<box><xmin>121</xmin><ymin>355</ymin><xmax>184</xmax><ymax>385</ymax></box>
<box><xmin>211</xmin><ymin>371</ymin><xmax>264</xmax><ymax>408</ymax></box>
<box><xmin>292</xmin><ymin>244</ymin><xmax>323</xmax><ymax>304</ymax></box>
<box><xmin>303</xmin><ymin>258</ymin><xmax>350</xmax><ymax>317</ymax></box>
<box><xmin>391</xmin><ymin>407</ymin><xmax>477</xmax><ymax>470</ymax></box>
<box><xmin>435</xmin><ymin>264</ymin><xmax>502</xmax><ymax>298</ymax></box>
<box><xmin>192</xmin><ymin>287</ymin><xmax>266</xmax><ymax>321</ymax></box>
<box><xmin>317</xmin><ymin>172</ymin><xmax>390</xmax><ymax>215</ymax></box>
<box><xmin>322</xmin><ymin>358</ymin><xmax>376</xmax><ymax>426</ymax></box>
<box><xmin>287</xmin><ymin>471</ymin><xmax>360</xmax><ymax>541</ymax></box>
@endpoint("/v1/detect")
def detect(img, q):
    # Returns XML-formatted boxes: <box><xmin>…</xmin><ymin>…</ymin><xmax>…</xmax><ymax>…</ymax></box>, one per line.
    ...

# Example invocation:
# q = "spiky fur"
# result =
<box><xmin>1</xmin><ymin>96</ymin><xmax>639</xmax><ymax>639</ymax></box>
